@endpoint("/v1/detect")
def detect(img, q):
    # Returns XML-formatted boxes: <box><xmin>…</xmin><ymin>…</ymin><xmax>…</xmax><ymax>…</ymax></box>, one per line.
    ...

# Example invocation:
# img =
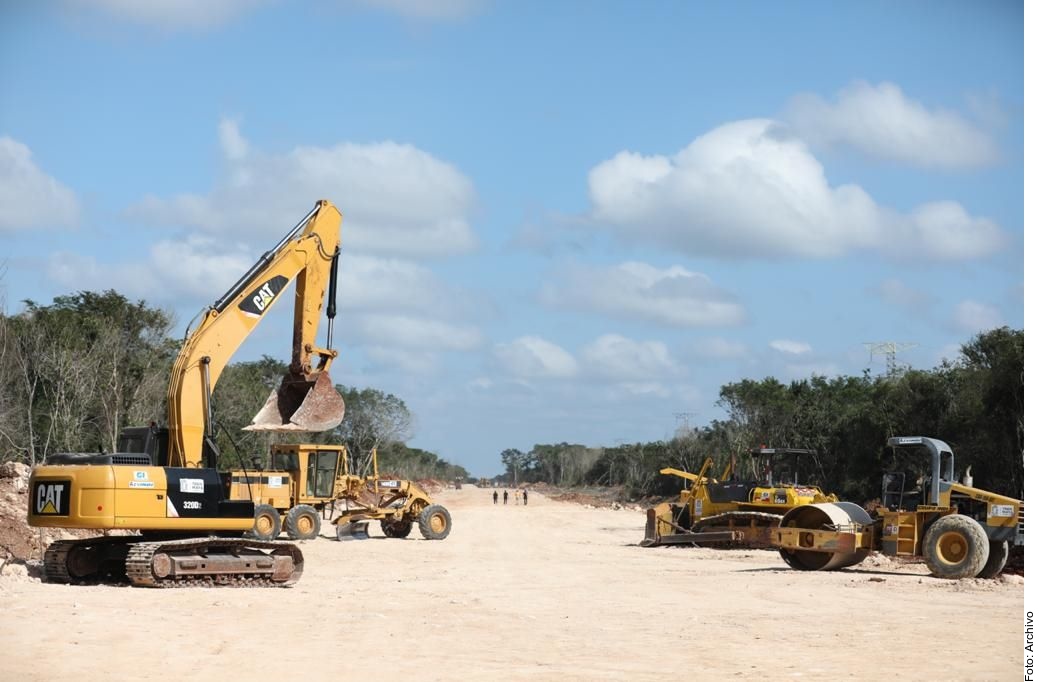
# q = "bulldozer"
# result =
<box><xmin>227</xmin><ymin>443</ymin><xmax>452</xmax><ymax>542</ymax></box>
<box><xmin>641</xmin><ymin>447</ymin><xmax>838</xmax><ymax>548</ymax></box>
<box><xmin>772</xmin><ymin>436</ymin><xmax>1023</xmax><ymax>578</ymax></box>
<box><xmin>26</xmin><ymin>200</ymin><xmax>346</xmax><ymax>587</ymax></box>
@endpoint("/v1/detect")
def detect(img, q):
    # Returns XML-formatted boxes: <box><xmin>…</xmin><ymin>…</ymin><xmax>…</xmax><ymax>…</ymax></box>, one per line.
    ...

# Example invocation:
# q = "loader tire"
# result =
<box><xmin>922</xmin><ymin>514</ymin><xmax>989</xmax><ymax>579</ymax></box>
<box><xmin>976</xmin><ymin>539</ymin><xmax>1009</xmax><ymax>579</ymax></box>
<box><xmin>418</xmin><ymin>505</ymin><xmax>452</xmax><ymax>540</ymax></box>
<box><xmin>250</xmin><ymin>504</ymin><xmax>282</xmax><ymax>541</ymax></box>
<box><xmin>285</xmin><ymin>505</ymin><xmax>321</xmax><ymax>541</ymax></box>
<box><xmin>381</xmin><ymin>518</ymin><xmax>413</xmax><ymax>539</ymax></box>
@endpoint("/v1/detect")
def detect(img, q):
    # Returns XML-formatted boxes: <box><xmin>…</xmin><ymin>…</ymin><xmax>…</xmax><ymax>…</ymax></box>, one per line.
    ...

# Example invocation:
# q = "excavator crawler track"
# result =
<box><xmin>44</xmin><ymin>537</ymin><xmax>303</xmax><ymax>588</ymax></box>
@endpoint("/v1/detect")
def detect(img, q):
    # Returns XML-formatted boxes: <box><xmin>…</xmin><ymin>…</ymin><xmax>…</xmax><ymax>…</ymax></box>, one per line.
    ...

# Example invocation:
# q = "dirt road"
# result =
<box><xmin>0</xmin><ymin>485</ymin><xmax>1024</xmax><ymax>681</ymax></box>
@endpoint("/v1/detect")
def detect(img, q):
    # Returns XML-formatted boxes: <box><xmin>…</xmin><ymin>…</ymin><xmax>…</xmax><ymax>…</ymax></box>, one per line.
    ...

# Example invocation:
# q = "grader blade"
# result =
<box><xmin>245</xmin><ymin>371</ymin><xmax>345</xmax><ymax>432</ymax></box>
<box><xmin>336</xmin><ymin>521</ymin><xmax>370</xmax><ymax>541</ymax></box>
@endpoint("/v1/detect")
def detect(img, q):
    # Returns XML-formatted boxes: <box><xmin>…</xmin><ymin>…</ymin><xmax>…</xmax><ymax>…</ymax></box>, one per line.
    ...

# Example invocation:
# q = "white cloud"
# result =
<box><xmin>770</xmin><ymin>339</ymin><xmax>812</xmax><ymax>355</ymax></box>
<box><xmin>363</xmin><ymin>346</ymin><xmax>441</xmax><ymax>375</ymax></box>
<box><xmin>580</xmin><ymin>334</ymin><xmax>678</xmax><ymax>381</ymax></box>
<box><xmin>494</xmin><ymin>336</ymin><xmax>578</xmax><ymax>379</ymax></box>
<box><xmin>337</xmin><ymin>255</ymin><xmax>449</xmax><ymax>312</ymax></box>
<box><xmin>870</xmin><ymin>278</ymin><xmax>934</xmax><ymax>311</ymax></box>
<box><xmin>0</xmin><ymin>137</ymin><xmax>80</xmax><ymax>231</ymax></box>
<box><xmin>903</xmin><ymin>201</ymin><xmax>1005</xmax><ymax>260</ymax></box>
<box><xmin>149</xmin><ymin>235</ymin><xmax>253</xmax><ymax>298</ymax></box>
<box><xmin>127</xmin><ymin>120</ymin><xmax>478</xmax><ymax>259</ymax></box>
<box><xmin>785</xmin><ymin>81</ymin><xmax>999</xmax><ymax>169</ymax></box>
<box><xmin>70</xmin><ymin>0</ymin><xmax>267</xmax><ymax>30</ymax></box>
<box><xmin>952</xmin><ymin>300</ymin><xmax>1003</xmax><ymax>334</ymax></box>
<box><xmin>218</xmin><ymin>118</ymin><xmax>250</xmax><ymax>160</ymax></box>
<box><xmin>48</xmin><ymin>253</ymin><xmax>153</xmax><ymax>299</ymax></box>
<box><xmin>541</xmin><ymin>262</ymin><xmax>745</xmax><ymax>327</ymax></box>
<box><xmin>587</xmin><ymin>119</ymin><xmax>1005</xmax><ymax>261</ymax></box>
<box><xmin>47</xmin><ymin>235</ymin><xmax>252</xmax><ymax>301</ymax></box>
<box><xmin>351</xmin><ymin>0</ymin><xmax>484</xmax><ymax>20</ymax></box>
<box><xmin>692</xmin><ymin>337</ymin><xmax>750</xmax><ymax>360</ymax></box>
<box><xmin>355</xmin><ymin>314</ymin><xmax>482</xmax><ymax>351</ymax></box>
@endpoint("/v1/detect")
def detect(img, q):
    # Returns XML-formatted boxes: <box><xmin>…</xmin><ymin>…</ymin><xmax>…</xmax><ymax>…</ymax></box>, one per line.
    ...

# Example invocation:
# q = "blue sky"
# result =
<box><xmin>0</xmin><ymin>1</ymin><xmax>1025</xmax><ymax>476</ymax></box>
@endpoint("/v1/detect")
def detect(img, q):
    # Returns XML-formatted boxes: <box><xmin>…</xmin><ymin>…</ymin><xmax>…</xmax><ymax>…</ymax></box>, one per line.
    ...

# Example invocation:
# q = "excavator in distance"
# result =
<box><xmin>27</xmin><ymin>200</ymin><xmax>345</xmax><ymax>587</ymax></box>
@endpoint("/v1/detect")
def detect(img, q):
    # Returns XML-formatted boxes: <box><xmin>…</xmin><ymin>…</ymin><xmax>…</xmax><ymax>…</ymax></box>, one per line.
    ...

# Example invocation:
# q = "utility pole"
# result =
<box><xmin>863</xmin><ymin>341</ymin><xmax>918</xmax><ymax>377</ymax></box>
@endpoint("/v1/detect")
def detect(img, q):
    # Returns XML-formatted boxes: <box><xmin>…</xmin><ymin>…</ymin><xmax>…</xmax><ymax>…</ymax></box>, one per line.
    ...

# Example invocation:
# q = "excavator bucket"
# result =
<box><xmin>336</xmin><ymin>521</ymin><xmax>370</xmax><ymax>541</ymax></box>
<box><xmin>245</xmin><ymin>371</ymin><xmax>345</xmax><ymax>432</ymax></box>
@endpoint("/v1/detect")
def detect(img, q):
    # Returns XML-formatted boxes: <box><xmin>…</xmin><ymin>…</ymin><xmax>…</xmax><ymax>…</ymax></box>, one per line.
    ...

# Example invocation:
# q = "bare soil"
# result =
<box><xmin>0</xmin><ymin>482</ymin><xmax>1025</xmax><ymax>681</ymax></box>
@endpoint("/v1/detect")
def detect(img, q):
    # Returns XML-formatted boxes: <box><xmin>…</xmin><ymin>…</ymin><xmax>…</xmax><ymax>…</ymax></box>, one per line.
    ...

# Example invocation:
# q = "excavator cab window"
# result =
<box><xmin>307</xmin><ymin>450</ymin><xmax>339</xmax><ymax>498</ymax></box>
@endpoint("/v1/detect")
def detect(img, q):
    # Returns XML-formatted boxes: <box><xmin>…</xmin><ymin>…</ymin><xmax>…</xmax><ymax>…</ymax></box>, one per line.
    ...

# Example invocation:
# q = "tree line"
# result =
<box><xmin>0</xmin><ymin>289</ymin><xmax>468</xmax><ymax>481</ymax></box>
<box><xmin>498</xmin><ymin>326</ymin><xmax>1024</xmax><ymax>503</ymax></box>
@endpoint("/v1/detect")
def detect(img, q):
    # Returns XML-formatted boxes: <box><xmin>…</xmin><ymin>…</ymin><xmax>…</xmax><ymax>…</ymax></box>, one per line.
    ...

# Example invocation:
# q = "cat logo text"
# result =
<box><xmin>34</xmin><ymin>481</ymin><xmax>71</xmax><ymax>516</ymax></box>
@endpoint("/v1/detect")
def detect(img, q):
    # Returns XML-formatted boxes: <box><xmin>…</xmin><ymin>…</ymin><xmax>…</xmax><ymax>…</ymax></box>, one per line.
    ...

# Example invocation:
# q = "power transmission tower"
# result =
<box><xmin>673</xmin><ymin>412</ymin><xmax>696</xmax><ymax>438</ymax></box>
<box><xmin>863</xmin><ymin>342</ymin><xmax>918</xmax><ymax>377</ymax></box>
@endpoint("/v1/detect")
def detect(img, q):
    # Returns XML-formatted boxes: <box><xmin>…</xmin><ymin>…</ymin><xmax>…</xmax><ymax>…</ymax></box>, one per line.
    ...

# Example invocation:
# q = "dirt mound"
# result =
<box><xmin>541</xmin><ymin>485</ymin><xmax>643</xmax><ymax>511</ymax></box>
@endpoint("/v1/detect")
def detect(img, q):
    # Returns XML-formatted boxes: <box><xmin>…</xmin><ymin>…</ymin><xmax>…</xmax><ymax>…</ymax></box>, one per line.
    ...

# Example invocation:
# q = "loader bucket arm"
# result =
<box><xmin>167</xmin><ymin>200</ymin><xmax>345</xmax><ymax>467</ymax></box>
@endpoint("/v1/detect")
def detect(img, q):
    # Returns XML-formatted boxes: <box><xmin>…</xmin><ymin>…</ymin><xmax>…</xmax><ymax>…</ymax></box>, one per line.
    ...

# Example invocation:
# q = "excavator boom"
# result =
<box><xmin>167</xmin><ymin>199</ymin><xmax>345</xmax><ymax>467</ymax></box>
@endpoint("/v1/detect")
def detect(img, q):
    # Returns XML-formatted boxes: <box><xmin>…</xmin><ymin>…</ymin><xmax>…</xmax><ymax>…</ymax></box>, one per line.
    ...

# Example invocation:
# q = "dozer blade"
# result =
<box><xmin>245</xmin><ymin>371</ymin><xmax>345</xmax><ymax>432</ymax></box>
<box><xmin>336</xmin><ymin>521</ymin><xmax>370</xmax><ymax>541</ymax></box>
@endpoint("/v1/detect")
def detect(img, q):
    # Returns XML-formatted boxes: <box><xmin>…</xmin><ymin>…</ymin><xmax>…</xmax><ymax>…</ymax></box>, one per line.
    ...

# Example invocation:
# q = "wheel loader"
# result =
<box><xmin>26</xmin><ymin>200</ymin><xmax>346</xmax><ymax>587</ymax></box>
<box><xmin>771</xmin><ymin>436</ymin><xmax>1023</xmax><ymax>579</ymax></box>
<box><xmin>227</xmin><ymin>443</ymin><xmax>452</xmax><ymax>542</ymax></box>
<box><xmin>641</xmin><ymin>447</ymin><xmax>838</xmax><ymax>548</ymax></box>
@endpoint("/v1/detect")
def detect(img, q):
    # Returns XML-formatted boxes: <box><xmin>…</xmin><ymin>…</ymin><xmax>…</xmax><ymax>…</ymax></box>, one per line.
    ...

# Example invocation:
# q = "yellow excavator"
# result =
<box><xmin>26</xmin><ymin>200</ymin><xmax>345</xmax><ymax>587</ymax></box>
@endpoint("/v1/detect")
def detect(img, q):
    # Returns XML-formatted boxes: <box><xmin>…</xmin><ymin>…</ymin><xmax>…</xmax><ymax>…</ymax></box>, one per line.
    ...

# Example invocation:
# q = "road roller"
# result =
<box><xmin>771</xmin><ymin>436</ymin><xmax>1023</xmax><ymax>579</ymax></box>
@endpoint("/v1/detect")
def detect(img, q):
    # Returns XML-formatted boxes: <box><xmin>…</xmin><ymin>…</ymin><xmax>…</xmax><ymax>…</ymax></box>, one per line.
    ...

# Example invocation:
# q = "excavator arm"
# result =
<box><xmin>167</xmin><ymin>200</ymin><xmax>345</xmax><ymax>468</ymax></box>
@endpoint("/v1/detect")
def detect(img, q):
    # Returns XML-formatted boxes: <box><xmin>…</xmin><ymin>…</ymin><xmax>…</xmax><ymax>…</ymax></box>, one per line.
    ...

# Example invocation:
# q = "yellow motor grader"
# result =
<box><xmin>227</xmin><ymin>443</ymin><xmax>452</xmax><ymax>542</ymax></box>
<box><xmin>772</xmin><ymin>436</ymin><xmax>1023</xmax><ymax>579</ymax></box>
<box><xmin>642</xmin><ymin>447</ymin><xmax>838</xmax><ymax>548</ymax></box>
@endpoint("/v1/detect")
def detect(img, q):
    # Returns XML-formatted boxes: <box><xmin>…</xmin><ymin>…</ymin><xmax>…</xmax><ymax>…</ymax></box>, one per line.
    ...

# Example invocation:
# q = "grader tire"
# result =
<box><xmin>285</xmin><ymin>505</ymin><xmax>321</xmax><ymax>541</ymax></box>
<box><xmin>250</xmin><ymin>504</ymin><xmax>282</xmax><ymax>541</ymax></box>
<box><xmin>418</xmin><ymin>505</ymin><xmax>452</xmax><ymax>540</ymax></box>
<box><xmin>380</xmin><ymin>518</ymin><xmax>413</xmax><ymax>539</ymax></box>
<box><xmin>976</xmin><ymin>539</ymin><xmax>1009</xmax><ymax>579</ymax></box>
<box><xmin>922</xmin><ymin>515</ymin><xmax>989</xmax><ymax>579</ymax></box>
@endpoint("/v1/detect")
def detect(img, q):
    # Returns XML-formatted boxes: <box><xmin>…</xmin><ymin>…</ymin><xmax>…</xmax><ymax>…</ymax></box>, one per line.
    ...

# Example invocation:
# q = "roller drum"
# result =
<box><xmin>778</xmin><ymin>502</ymin><xmax>871</xmax><ymax>571</ymax></box>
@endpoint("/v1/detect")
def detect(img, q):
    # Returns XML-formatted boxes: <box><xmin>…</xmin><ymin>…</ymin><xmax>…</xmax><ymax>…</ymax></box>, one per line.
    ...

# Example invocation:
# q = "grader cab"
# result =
<box><xmin>227</xmin><ymin>443</ymin><xmax>452</xmax><ymax>542</ymax></box>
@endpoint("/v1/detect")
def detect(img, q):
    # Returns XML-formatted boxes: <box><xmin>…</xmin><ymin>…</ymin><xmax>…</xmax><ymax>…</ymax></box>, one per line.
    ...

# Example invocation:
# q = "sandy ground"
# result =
<box><xmin>0</xmin><ymin>484</ymin><xmax>1025</xmax><ymax>681</ymax></box>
